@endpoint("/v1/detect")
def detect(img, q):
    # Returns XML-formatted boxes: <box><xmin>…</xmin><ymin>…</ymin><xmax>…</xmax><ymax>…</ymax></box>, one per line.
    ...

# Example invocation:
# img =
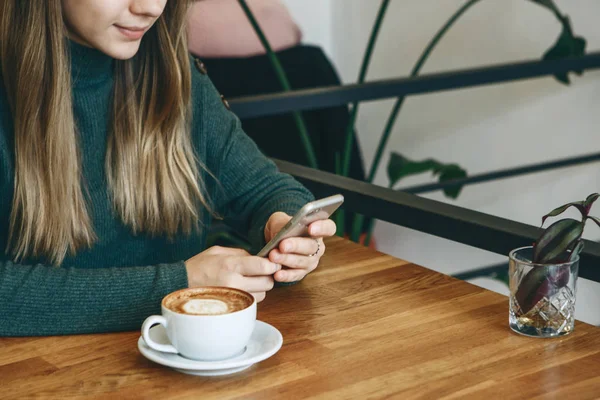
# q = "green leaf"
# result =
<box><xmin>541</xmin><ymin>201</ymin><xmax>585</xmax><ymax>225</ymax></box>
<box><xmin>387</xmin><ymin>153</ymin><xmax>467</xmax><ymax>199</ymax></box>
<box><xmin>529</xmin><ymin>0</ymin><xmax>559</xmax><ymax>12</ymax></box>
<box><xmin>542</xmin><ymin>17</ymin><xmax>587</xmax><ymax>85</ymax></box>
<box><xmin>584</xmin><ymin>193</ymin><xmax>600</xmax><ymax>214</ymax></box>
<box><xmin>533</xmin><ymin>218</ymin><xmax>584</xmax><ymax>264</ymax></box>
<box><xmin>387</xmin><ymin>153</ymin><xmax>439</xmax><ymax>187</ymax></box>
<box><xmin>438</xmin><ymin>164</ymin><xmax>467</xmax><ymax>199</ymax></box>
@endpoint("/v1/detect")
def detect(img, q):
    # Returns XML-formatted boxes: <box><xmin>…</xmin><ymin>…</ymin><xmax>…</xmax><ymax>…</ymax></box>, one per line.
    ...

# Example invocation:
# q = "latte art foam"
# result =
<box><xmin>164</xmin><ymin>288</ymin><xmax>253</xmax><ymax>316</ymax></box>
<box><xmin>182</xmin><ymin>299</ymin><xmax>229</xmax><ymax>315</ymax></box>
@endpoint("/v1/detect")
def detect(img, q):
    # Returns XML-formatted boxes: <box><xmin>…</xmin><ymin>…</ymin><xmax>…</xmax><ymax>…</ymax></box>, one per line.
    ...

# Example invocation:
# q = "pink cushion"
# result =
<box><xmin>187</xmin><ymin>0</ymin><xmax>302</xmax><ymax>58</ymax></box>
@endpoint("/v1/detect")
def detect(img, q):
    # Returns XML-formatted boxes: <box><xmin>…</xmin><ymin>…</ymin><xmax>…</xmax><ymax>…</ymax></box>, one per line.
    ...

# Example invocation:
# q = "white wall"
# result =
<box><xmin>284</xmin><ymin>0</ymin><xmax>600</xmax><ymax>325</ymax></box>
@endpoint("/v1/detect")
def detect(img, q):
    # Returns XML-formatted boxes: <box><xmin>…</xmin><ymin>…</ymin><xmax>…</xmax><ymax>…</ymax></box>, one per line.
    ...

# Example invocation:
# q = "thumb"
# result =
<box><xmin>264</xmin><ymin>212</ymin><xmax>292</xmax><ymax>242</ymax></box>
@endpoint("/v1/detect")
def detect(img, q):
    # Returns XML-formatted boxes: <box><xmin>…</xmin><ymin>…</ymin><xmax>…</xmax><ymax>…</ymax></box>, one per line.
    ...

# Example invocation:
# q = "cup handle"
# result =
<box><xmin>141</xmin><ymin>315</ymin><xmax>178</xmax><ymax>354</ymax></box>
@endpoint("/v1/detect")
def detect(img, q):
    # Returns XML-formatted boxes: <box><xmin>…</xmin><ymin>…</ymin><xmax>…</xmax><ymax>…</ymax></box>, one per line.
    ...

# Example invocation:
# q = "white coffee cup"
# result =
<box><xmin>141</xmin><ymin>287</ymin><xmax>257</xmax><ymax>361</ymax></box>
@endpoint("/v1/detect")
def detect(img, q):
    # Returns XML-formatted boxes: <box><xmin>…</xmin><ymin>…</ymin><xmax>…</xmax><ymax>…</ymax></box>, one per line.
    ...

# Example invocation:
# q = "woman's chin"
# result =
<box><xmin>99</xmin><ymin>40</ymin><xmax>142</xmax><ymax>60</ymax></box>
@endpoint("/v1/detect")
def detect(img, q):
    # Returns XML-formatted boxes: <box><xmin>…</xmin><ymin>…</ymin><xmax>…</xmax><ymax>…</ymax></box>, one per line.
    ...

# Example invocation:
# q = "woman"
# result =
<box><xmin>0</xmin><ymin>0</ymin><xmax>335</xmax><ymax>336</ymax></box>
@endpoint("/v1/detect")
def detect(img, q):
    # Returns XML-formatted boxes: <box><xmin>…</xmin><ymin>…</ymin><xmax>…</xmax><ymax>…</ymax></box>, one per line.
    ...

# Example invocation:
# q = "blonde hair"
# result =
<box><xmin>0</xmin><ymin>0</ymin><xmax>210</xmax><ymax>265</ymax></box>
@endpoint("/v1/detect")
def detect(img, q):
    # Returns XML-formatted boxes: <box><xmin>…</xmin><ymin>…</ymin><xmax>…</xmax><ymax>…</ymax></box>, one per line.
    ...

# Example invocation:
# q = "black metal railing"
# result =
<box><xmin>230</xmin><ymin>53</ymin><xmax>600</xmax><ymax>119</ymax></box>
<box><xmin>274</xmin><ymin>159</ymin><xmax>600</xmax><ymax>283</ymax></box>
<box><xmin>226</xmin><ymin>52</ymin><xmax>600</xmax><ymax>282</ymax></box>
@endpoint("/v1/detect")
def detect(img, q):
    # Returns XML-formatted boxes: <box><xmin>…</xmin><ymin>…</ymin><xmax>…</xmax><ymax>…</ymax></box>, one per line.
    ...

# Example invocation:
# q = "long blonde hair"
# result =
<box><xmin>0</xmin><ymin>0</ymin><xmax>210</xmax><ymax>265</ymax></box>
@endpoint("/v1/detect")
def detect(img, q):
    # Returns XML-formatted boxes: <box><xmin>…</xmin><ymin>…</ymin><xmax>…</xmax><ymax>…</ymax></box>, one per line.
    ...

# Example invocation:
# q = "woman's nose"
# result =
<box><xmin>129</xmin><ymin>0</ymin><xmax>166</xmax><ymax>18</ymax></box>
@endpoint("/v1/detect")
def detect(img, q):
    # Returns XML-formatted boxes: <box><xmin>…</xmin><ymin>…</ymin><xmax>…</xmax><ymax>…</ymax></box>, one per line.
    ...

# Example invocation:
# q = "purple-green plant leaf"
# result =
<box><xmin>587</xmin><ymin>216</ymin><xmax>600</xmax><ymax>230</ymax></box>
<box><xmin>549</xmin><ymin>264</ymin><xmax>571</xmax><ymax>288</ymax></box>
<box><xmin>533</xmin><ymin>218</ymin><xmax>584</xmax><ymax>264</ymax></box>
<box><xmin>584</xmin><ymin>193</ymin><xmax>600</xmax><ymax>214</ymax></box>
<box><xmin>516</xmin><ymin>263</ymin><xmax>573</xmax><ymax>315</ymax></box>
<box><xmin>569</xmin><ymin>240</ymin><xmax>584</xmax><ymax>262</ymax></box>
<box><xmin>515</xmin><ymin>267</ymin><xmax>557</xmax><ymax>315</ymax></box>
<box><xmin>541</xmin><ymin>193</ymin><xmax>600</xmax><ymax>225</ymax></box>
<box><xmin>541</xmin><ymin>201</ymin><xmax>585</xmax><ymax>225</ymax></box>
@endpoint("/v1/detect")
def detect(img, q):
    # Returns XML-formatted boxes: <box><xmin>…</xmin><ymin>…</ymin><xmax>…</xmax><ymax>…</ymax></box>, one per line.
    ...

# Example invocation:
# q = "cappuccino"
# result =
<box><xmin>143</xmin><ymin>287</ymin><xmax>257</xmax><ymax>360</ymax></box>
<box><xmin>164</xmin><ymin>287</ymin><xmax>253</xmax><ymax>316</ymax></box>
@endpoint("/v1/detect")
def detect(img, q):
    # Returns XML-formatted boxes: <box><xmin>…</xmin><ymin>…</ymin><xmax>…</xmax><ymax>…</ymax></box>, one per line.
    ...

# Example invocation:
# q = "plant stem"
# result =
<box><xmin>343</xmin><ymin>0</ymin><xmax>391</xmax><ymax>242</ymax></box>
<box><xmin>352</xmin><ymin>0</ymin><xmax>482</xmax><ymax>242</ymax></box>
<box><xmin>361</xmin><ymin>179</ymin><xmax>395</xmax><ymax>246</ymax></box>
<box><xmin>364</xmin><ymin>218</ymin><xmax>375</xmax><ymax>246</ymax></box>
<box><xmin>533</xmin><ymin>0</ymin><xmax>566</xmax><ymax>22</ymax></box>
<box><xmin>238</xmin><ymin>0</ymin><xmax>318</xmax><ymax>169</ymax></box>
<box><xmin>334</xmin><ymin>152</ymin><xmax>345</xmax><ymax>236</ymax></box>
<box><xmin>341</xmin><ymin>0</ymin><xmax>391</xmax><ymax>178</ymax></box>
<box><xmin>367</xmin><ymin>0</ymin><xmax>482</xmax><ymax>183</ymax></box>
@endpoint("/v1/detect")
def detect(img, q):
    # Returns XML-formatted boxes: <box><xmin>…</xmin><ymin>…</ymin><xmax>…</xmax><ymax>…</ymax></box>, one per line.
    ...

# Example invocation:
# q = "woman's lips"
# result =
<box><xmin>115</xmin><ymin>25</ymin><xmax>148</xmax><ymax>40</ymax></box>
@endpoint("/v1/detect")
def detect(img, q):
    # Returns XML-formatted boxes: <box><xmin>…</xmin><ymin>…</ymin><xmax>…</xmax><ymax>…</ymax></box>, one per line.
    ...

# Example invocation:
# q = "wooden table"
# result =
<box><xmin>2</xmin><ymin>237</ymin><xmax>600</xmax><ymax>399</ymax></box>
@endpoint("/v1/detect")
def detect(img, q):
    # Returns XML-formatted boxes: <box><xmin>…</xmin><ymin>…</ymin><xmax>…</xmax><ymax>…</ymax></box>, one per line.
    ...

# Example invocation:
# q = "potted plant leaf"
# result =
<box><xmin>509</xmin><ymin>193</ymin><xmax>599</xmax><ymax>338</ymax></box>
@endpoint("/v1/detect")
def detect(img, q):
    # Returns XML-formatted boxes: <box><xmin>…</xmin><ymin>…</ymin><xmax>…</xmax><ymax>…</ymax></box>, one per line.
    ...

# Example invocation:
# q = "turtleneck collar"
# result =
<box><xmin>69</xmin><ymin>40</ymin><xmax>114</xmax><ymax>88</ymax></box>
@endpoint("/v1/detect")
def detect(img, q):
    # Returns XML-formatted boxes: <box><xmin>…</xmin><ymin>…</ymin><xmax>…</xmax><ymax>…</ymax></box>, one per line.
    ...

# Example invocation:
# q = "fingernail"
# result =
<box><xmin>276</xmin><ymin>264</ymin><xmax>282</xmax><ymax>271</ymax></box>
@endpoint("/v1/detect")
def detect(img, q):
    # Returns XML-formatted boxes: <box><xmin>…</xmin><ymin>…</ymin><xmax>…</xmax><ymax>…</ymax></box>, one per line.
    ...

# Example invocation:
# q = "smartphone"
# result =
<box><xmin>256</xmin><ymin>194</ymin><xmax>344</xmax><ymax>257</ymax></box>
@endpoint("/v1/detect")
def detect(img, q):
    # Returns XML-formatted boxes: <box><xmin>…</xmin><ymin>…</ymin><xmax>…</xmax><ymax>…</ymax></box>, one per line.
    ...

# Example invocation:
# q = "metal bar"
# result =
<box><xmin>403</xmin><ymin>152</ymin><xmax>600</xmax><ymax>194</ymax></box>
<box><xmin>230</xmin><ymin>52</ymin><xmax>600</xmax><ymax>119</ymax></box>
<box><xmin>273</xmin><ymin>159</ymin><xmax>600</xmax><ymax>282</ymax></box>
<box><xmin>453</xmin><ymin>263</ymin><xmax>508</xmax><ymax>281</ymax></box>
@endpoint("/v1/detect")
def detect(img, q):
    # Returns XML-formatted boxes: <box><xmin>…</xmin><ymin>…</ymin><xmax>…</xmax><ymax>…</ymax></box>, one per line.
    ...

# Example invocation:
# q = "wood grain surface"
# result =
<box><xmin>2</xmin><ymin>237</ymin><xmax>600</xmax><ymax>399</ymax></box>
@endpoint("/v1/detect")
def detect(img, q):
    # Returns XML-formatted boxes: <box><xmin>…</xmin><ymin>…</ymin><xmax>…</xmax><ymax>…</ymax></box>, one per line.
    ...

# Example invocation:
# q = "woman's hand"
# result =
<box><xmin>185</xmin><ymin>246</ymin><xmax>281</xmax><ymax>302</ymax></box>
<box><xmin>264</xmin><ymin>211</ymin><xmax>337</xmax><ymax>283</ymax></box>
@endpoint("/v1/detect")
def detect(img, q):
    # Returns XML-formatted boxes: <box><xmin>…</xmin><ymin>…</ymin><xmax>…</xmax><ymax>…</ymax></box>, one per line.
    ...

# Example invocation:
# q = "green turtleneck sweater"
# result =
<box><xmin>0</xmin><ymin>43</ymin><xmax>313</xmax><ymax>337</ymax></box>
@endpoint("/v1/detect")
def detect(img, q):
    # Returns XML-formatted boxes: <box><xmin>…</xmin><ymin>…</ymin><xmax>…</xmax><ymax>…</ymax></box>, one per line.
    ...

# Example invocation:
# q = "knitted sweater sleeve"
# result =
<box><xmin>0</xmin><ymin>260</ymin><xmax>189</xmax><ymax>336</ymax></box>
<box><xmin>194</xmin><ymin>66</ymin><xmax>314</xmax><ymax>252</ymax></box>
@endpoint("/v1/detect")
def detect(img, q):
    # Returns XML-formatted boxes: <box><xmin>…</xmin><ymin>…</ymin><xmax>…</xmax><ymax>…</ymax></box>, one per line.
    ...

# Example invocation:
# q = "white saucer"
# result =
<box><xmin>138</xmin><ymin>321</ymin><xmax>283</xmax><ymax>376</ymax></box>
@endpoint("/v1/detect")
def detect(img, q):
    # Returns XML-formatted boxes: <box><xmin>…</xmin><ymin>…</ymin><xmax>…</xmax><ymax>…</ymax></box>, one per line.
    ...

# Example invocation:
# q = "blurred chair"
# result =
<box><xmin>188</xmin><ymin>0</ymin><xmax>302</xmax><ymax>59</ymax></box>
<box><xmin>188</xmin><ymin>0</ymin><xmax>369</xmax><ymax>238</ymax></box>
